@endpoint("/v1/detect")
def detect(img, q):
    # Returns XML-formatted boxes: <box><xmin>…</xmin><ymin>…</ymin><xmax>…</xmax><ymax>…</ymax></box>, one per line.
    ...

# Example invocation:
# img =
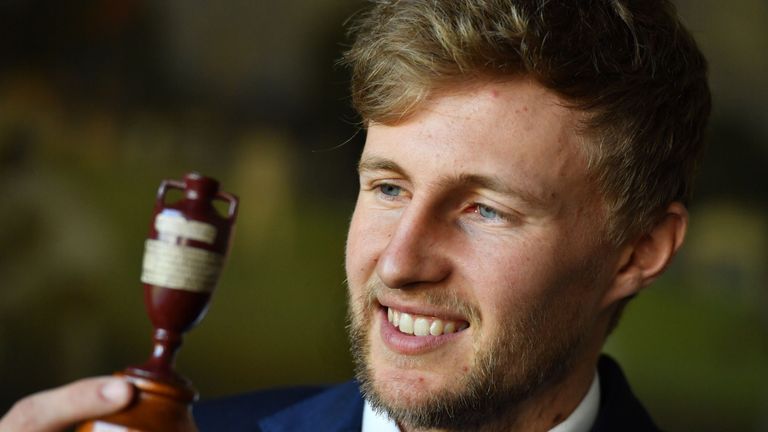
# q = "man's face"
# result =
<box><xmin>345</xmin><ymin>79</ymin><xmax>617</xmax><ymax>429</ymax></box>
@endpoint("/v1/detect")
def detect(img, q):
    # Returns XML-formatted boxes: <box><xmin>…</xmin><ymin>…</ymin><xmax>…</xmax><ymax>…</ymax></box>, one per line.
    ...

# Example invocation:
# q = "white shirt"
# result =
<box><xmin>361</xmin><ymin>372</ymin><xmax>600</xmax><ymax>432</ymax></box>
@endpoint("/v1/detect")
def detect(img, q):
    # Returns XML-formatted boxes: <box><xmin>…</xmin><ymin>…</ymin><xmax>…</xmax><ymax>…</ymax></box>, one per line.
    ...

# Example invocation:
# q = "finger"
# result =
<box><xmin>0</xmin><ymin>376</ymin><xmax>133</xmax><ymax>432</ymax></box>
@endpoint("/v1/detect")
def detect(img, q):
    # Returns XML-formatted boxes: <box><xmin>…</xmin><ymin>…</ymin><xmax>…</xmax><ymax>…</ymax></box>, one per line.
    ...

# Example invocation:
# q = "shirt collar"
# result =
<box><xmin>361</xmin><ymin>400</ymin><xmax>399</xmax><ymax>432</ymax></box>
<box><xmin>361</xmin><ymin>371</ymin><xmax>600</xmax><ymax>432</ymax></box>
<box><xmin>549</xmin><ymin>371</ymin><xmax>601</xmax><ymax>432</ymax></box>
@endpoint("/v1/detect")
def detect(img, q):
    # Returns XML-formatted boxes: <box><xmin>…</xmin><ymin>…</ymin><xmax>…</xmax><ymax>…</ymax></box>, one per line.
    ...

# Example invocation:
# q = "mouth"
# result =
<box><xmin>386</xmin><ymin>306</ymin><xmax>469</xmax><ymax>336</ymax></box>
<box><xmin>376</xmin><ymin>303</ymin><xmax>471</xmax><ymax>355</ymax></box>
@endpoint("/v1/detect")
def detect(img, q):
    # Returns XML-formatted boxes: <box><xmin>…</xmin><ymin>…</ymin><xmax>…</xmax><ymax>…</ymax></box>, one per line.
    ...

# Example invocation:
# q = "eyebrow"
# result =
<box><xmin>358</xmin><ymin>156</ymin><xmax>405</xmax><ymax>176</ymax></box>
<box><xmin>358</xmin><ymin>155</ymin><xmax>548</xmax><ymax>207</ymax></box>
<box><xmin>455</xmin><ymin>173</ymin><xmax>548</xmax><ymax>207</ymax></box>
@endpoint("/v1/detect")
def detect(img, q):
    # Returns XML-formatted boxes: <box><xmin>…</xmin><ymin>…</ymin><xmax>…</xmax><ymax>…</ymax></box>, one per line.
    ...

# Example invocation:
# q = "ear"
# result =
<box><xmin>600</xmin><ymin>202</ymin><xmax>688</xmax><ymax>309</ymax></box>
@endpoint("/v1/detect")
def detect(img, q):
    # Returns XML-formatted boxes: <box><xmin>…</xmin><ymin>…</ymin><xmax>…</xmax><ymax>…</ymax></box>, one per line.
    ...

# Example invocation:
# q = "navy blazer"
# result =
<box><xmin>194</xmin><ymin>356</ymin><xmax>660</xmax><ymax>431</ymax></box>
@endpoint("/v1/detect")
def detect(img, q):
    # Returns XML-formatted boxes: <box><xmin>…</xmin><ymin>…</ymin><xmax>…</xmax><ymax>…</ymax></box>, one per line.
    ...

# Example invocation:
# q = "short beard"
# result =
<box><xmin>346</xmin><ymin>283</ymin><xmax>587</xmax><ymax>431</ymax></box>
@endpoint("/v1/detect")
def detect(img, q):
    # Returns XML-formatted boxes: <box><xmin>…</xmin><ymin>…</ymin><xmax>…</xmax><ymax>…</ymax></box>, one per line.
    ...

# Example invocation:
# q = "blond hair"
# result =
<box><xmin>343</xmin><ymin>0</ymin><xmax>711</xmax><ymax>244</ymax></box>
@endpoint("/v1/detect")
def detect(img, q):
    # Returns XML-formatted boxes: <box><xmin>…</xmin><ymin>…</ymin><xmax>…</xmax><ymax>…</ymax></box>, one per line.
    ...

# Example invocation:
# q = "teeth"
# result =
<box><xmin>429</xmin><ymin>320</ymin><xmax>444</xmax><ymax>336</ymax></box>
<box><xmin>399</xmin><ymin>313</ymin><xmax>414</xmax><ymax>334</ymax></box>
<box><xmin>444</xmin><ymin>322</ymin><xmax>456</xmax><ymax>334</ymax></box>
<box><xmin>413</xmin><ymin>318</ymin><xmax>430</xmax><ymax>336</ymax></box>
<box><xmin>386</xmin><ymin>307</ymin><xmax>468</xmax><ymax>337</ymax></box>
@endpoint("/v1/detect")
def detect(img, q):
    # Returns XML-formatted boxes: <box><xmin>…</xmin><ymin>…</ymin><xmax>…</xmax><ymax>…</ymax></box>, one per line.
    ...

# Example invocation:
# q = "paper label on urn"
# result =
<box><xmin>155</xmin><ymin>211</ymin><xmax>217</xmax><ymax>244</ymax></box>
<box><xmin>141</xmin><ymin>239</ymin><xmax>224</xmax><ymax>292</ymax></box>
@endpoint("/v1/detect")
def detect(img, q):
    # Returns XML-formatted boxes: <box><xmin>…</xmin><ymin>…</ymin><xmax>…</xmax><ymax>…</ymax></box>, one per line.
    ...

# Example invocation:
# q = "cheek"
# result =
<box><xmin>465</xmin><ymin>237</ymin><xmax>561</xmax><ymax>323</ymax></box>
<box><xmin>345</xmin><ymin>205</ymin><xmax>385</xmax><ymax>285</ymax></box>
<box><xmin>345</xmin><ymin>210</ymin><xmax>366</xmax><ymax>281</ymax></box>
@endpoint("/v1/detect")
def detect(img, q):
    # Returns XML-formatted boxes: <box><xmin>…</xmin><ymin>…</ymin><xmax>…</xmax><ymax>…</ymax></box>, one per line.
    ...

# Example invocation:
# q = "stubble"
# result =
<box><xmin>346</xmin><ymin>278</ymin><xmax>588</xmax><ymax>431</ymax></box>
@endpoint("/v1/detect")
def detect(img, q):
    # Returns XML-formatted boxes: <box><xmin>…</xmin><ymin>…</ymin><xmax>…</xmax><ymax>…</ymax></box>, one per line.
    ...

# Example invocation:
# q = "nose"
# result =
<box><xmin>375</xmin><ymin>202</ymin><xmax>451</xmax><ymax>289</ymax></box>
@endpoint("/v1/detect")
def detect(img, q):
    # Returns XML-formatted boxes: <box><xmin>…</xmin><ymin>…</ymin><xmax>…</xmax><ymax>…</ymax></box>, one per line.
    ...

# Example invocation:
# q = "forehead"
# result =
<box><xmin>362</xmin><ymin>79</ymin><xmax>593</xmax><ymax>207</ymax></box>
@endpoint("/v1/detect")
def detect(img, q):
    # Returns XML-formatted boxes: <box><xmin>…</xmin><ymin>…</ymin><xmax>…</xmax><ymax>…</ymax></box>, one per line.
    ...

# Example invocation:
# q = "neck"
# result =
<box><xmin>507</xmin><ymin>354</ymin><xmax>598</xmax><ymax>432</ymax></box>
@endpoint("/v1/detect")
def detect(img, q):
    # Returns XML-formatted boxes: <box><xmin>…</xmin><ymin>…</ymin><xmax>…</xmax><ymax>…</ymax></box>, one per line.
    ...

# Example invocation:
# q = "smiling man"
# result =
<box><xmin>339</xmin><ymin>0</ymin><xmax>709</xmax><ymax>430</ymax></box>
<box><xmin>0</xmin><ymin>1</ymin><xmax>710</xmax><ymax>431</ymax></box>
<box><xmin>347</xmin><ymin>80</ymin><xmax>618</xmax><ymax>431</ymax></box>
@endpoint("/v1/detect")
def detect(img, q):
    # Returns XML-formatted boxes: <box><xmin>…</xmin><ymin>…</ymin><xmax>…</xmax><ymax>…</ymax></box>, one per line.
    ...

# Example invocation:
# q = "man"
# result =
<box><xmin>0</xmin><ymin>0</ymin><xmax>709</xmax><ymax>431</ymax></box>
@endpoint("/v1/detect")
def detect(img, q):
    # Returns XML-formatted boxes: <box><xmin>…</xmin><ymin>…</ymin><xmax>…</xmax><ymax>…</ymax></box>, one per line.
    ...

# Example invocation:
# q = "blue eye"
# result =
<box><xmin>477</xmin><ymin>204</ymin><xmax>499</xmax><ymax>219</ymax></box>
<box><xmin>379</xmin><ymin>184</ymin><xmax>402</xmax><ymax>197</ymax></box>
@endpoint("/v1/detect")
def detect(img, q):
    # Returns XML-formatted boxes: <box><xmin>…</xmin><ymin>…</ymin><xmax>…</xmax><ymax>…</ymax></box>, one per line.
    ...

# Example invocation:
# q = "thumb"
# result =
<box><xmin>0</xmin><ymin>376</ymin><xmax>134</xmax><ymax>432</ymax></box>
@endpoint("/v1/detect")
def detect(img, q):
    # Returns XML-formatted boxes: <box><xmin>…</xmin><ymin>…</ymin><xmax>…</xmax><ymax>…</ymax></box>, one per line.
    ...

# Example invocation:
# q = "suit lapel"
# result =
<box><xmin>259</xmin><ymin>381</ymin><xmax>364</xmax><ymax>432</ymax></box>
<box><xmin>590</xmin><ymin>356</ymin><xmax>661</xmax><ymax>432</ymax></box>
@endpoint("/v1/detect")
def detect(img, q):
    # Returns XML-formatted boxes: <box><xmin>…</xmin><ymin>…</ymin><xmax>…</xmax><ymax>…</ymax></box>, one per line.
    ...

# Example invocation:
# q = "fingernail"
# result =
<box><xmin>100</xmin><ymin>379</ymin><xmax>130</xmax><ymax>402</ymax></box>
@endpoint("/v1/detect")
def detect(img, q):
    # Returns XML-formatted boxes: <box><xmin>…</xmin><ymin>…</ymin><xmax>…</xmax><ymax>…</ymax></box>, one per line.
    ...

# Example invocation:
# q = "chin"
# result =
<box><xmin>366</xmin><ymin>370</ymin><xmax>453</xmax><ymax>424</ymax></box>
<box><xmin>367</xmin><ymin>345</ymin><xmax>469</xmax><ymax>407</ymax></box>
<box><xmin>377</xmin><ymin>365</ymin><xmax>444</xmax><ymax>399</ymax></box>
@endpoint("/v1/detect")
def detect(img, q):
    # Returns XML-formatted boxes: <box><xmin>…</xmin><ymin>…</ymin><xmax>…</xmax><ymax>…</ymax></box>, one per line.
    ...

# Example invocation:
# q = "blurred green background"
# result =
<box><xmin>0</xmin><ymin>1</ymin><xmax>766</xmax><ymax>430</ymax></box>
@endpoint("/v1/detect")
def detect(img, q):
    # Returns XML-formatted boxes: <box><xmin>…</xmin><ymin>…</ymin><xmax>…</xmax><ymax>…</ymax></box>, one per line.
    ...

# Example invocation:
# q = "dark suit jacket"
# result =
<box><xmin>193</xmin><ymin>356</ymin><xmax>660</xmax><ymax>431</ymax></box>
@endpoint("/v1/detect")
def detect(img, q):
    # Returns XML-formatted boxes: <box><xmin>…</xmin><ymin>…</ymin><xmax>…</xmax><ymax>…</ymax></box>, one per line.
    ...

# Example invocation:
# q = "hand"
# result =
<box><xmin>0</xmin><ymin>377</ymin><xmax>133</xmax><ymax>432</ymax></box>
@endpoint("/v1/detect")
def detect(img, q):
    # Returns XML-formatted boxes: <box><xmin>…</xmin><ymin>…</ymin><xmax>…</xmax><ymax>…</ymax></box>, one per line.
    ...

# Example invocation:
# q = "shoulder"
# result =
<box><xmin>193</xmin><ymin>381</ymin><xmax>364</xmax><ymax>432</ymax></box>
<box><xmin>592</xmin><ymin>355</ymin><xmax>662</xmax><ymax>432</ymax></box>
